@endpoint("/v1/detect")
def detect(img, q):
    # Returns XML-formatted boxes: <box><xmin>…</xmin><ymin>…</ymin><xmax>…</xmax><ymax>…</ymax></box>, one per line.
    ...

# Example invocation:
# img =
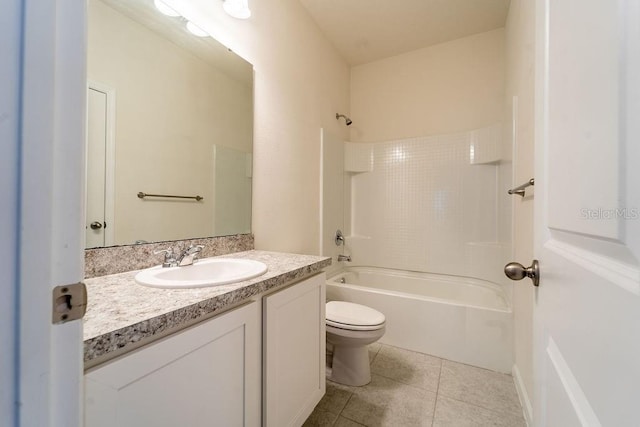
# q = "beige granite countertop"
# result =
<box><xmin>84</xmin><ymin>250</ymin><xmax>331</xmax><ymax>365</ymax></box>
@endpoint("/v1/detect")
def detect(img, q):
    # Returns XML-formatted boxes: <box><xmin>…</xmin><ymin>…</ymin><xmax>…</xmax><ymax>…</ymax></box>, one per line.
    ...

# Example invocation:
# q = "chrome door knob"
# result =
<box><xmin>504</xmin><ymin>260</ymin><xmax>540</xmax><ymax>287</ymax></box>
<box><xmin>90</xmin><ymin>221</ymin><xmax>103</xmax><ymax>230</ymax></box>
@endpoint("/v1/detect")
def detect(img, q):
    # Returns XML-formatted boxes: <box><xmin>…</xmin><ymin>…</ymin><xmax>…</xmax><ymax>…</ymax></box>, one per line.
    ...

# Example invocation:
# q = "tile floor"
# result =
<box><xmin>304</xmin><ymin>343</ymin><xmax>526</xmax><ymax>427</ymax></box>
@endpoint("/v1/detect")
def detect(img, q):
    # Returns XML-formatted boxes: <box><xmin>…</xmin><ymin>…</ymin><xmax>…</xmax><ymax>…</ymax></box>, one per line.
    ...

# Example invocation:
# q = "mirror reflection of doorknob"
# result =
<box><xmin>90</xmin><ymin>221</ymin><xmax>103</xmax><ymax>230</ymax></box>
<box><xmin>504</xmin><ymin>260</ymin><xmax>540</xmax><ymax>287</ymax></box>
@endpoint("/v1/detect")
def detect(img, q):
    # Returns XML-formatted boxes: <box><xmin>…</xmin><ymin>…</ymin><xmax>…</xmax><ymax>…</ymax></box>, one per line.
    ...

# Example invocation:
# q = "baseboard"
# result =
<box><xmin>512</xmin><ymin>364</ymin><xmax>533</xmax><ymax>426</ymax></box>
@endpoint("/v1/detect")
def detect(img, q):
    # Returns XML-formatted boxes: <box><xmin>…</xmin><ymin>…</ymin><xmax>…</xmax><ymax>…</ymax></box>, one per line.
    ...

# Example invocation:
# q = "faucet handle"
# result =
<box><xmin>154</xmin><ymin>247</ymin><xmax>173</xmax><ymax>256</ymax></box>
<box><xmin>185</xmin><ymin>244</ymin><xmax>204</xmax><ymax>255</ymax></box>
<box><xmin>154</xmin><ymin>248</ymin><xmax>177</xmax><ymax>267</ymax></box>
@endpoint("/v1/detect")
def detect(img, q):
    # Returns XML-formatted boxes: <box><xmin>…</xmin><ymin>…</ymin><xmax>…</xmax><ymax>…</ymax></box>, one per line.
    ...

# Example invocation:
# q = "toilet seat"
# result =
<box><xmin>327</xmin><ymin>319</ymin><xmax>385</xmax><ymax>331</ymax></box>
<box><xmin>326</xmin><ymin>301</ymin><xmax>385</xmax><ymax>331</ymax></box>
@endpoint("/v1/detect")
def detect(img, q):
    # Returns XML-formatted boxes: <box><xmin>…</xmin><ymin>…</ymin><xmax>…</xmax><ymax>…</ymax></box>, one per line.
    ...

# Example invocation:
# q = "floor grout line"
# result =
<box><xmin>430</xmin><ymin>400</ymin><xmax>438</xmax><ymax>427</ymax></box>
<box><xmin>336</xmin><ymin>392</ymin><xmax>356</xmax><ymax>426</ymax></box>
<box><xmin>369</xmin><ymin>344</ymin><xmax>382</xmax><ymax>365</ymax></box>
<box><xmin>430</xmin><ymin>359</ymin><xmax>443</xmax><ymax>427</ymax></box>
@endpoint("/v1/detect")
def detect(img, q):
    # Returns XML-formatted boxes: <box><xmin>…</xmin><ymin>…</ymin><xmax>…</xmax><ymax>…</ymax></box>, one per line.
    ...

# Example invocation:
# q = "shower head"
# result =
<box><xmin>336</xmin><ymin>113</ymin><xmax>353</xmax><ymax>126</ymax></box>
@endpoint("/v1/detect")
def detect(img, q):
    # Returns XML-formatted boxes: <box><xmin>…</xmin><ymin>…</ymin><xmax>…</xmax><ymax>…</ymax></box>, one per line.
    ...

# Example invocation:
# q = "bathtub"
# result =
<box><xmin>326</xmin><ymin>267</ymin><xmax>513</xmax><ymax>373</ymax></box>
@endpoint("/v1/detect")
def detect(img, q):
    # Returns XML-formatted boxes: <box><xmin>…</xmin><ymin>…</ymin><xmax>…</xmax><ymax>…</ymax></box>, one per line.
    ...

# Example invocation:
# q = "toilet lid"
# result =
<box><xmin>326</xmin><ymin>301</ymin><xmax>385</xmax><ymax>329</ymax></box>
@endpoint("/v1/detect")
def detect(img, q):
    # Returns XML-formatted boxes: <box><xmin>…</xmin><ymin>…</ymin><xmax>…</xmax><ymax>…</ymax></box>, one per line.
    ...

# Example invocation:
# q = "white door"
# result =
<box><xmin>17</xmin><ymin>1</ymin><xmax>86</xmax><ymax>426</ymax></box>
<box><xmin>532</xmin><ymin>0</ymin><xmax>640</xmax><ymax>425</ymax></box>
<box><xmin>86</xmin><ymin>87</ymin><xmax>108</xmax><ymax>248</ymax></box>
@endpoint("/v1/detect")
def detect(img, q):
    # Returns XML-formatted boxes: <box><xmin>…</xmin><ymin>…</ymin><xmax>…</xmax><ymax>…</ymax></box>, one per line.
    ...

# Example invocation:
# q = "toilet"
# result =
<box><xmin>326</xmin><ymin>301</ymin><xmax>386</xmax><ymax>386</ymax></box>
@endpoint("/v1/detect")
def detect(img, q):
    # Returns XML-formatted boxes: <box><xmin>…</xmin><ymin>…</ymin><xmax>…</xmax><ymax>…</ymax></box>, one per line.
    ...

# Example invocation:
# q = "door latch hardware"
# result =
<box><xmin>504</xmin><ymin>260</ymin><xmax>540</xmax><ymax>287</ymax></box>
<box><xmin>90</xmin><ymin>221</ymin><xmax>103</xmax><ymax>229</ymax></box>
<box><xmin>52</xmin><ymin>282</ymin><xmax>88</xmax><ymax>324</ymax></box>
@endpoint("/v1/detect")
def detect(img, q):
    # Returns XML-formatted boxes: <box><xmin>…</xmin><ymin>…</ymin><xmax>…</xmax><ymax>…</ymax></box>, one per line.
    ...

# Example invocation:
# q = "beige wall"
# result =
<box><xmin>350</xmin><ymin>29</ymin><xmax>505</xmax><ymax>142</ymax></box>
<box><xmin>506</xmin><ymin>0</ymin><xmax>536</xmax><ymax>411</ymax></box>
<box><xmin>164</xmin><ymin>0</ymin><xmax>351</xmax><ymax>255</ymax></box>
<box><xmin>88</xmin><ymin>0</ymin><xmax>252</xmax><ymax>245</ymax></box>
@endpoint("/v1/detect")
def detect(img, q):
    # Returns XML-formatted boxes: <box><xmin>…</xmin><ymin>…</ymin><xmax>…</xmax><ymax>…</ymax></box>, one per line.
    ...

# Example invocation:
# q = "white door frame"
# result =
<box><xmin>0</xmin><ymin>0</ymin><xmax>23</xmax><ymax>424</ymax></box>
<box><xmin>86</xmin><ymin>81</ymin><xmax>116</xmax><ymax>247</ymax></box>
<box><xmin>19</xmin><ymin>1</ymin><xmax>87</xmax><ymax>426</ymax></box>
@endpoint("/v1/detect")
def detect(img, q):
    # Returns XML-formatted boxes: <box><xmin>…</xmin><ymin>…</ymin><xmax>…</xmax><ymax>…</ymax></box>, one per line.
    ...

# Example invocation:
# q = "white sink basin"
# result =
<box><xmin>135</xmin><ymin>258</ymin><xmax>268</xmax><ymax>289</ymax></box>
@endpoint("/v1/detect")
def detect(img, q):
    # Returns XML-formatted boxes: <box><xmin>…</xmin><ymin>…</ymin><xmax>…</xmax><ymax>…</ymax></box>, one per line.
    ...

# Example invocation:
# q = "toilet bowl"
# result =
<box><xmin>326</xmin><ymin>301</ymin><xmax>386</xmax><ymax>386</ymax></box>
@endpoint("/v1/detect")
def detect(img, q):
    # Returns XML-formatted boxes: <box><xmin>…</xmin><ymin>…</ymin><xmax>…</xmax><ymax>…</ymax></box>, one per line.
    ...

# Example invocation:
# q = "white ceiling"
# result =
<box><xmin>299</xmin><ymin>0</ymin><xmax>511</xmax><ymax>65</ymax></box>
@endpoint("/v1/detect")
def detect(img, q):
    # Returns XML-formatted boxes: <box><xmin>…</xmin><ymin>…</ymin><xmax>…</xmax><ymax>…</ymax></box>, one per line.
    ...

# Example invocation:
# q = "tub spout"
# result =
<box><xmin>338</xmin><ymin>254</ymin><xmax>352</xmax><ymax>262</ymax></box>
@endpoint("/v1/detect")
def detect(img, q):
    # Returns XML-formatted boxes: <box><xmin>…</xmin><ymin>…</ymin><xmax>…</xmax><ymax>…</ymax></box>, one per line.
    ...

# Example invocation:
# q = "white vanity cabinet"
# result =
<box><xmin>263</xmin><ymin>273</ymin><xmax>326</xmax><ymax>427</ymax></box>
<box><xmin>84</xmin><ymin>301</ymin><xmax>261</xmax><ymax>427</ymax></box>
<box><xmin>84</xmin><ymin>272</ymin><xmax>326</xmax><ymax>427</ymax></box>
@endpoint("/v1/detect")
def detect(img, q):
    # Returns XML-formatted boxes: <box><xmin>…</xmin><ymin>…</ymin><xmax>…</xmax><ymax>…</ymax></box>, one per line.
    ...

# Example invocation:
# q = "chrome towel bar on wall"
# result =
<box><xmin>508</xmin><ymin>178</ymin><xmax>534</xmax><ymax>197</ymax></box>
<box><xmin>137</xmin><ymin>192</ymin><xmax>204</xmax><ymax>201</ymax></box>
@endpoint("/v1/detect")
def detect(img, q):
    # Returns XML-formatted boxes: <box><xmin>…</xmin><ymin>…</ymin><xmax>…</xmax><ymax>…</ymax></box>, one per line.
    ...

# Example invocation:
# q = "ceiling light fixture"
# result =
<box><xmin>153</xmin><ymin>0</ymin><xmax>181</xmax><ymax>17</ymax></box>
<box><xmin>223</xmin><ymin>0</ymin><xmax>251</xmax><ymax>19</ymax></box>
<box><xmin>186</xmin><ymin>21</ymin><xmax>209</xmax><ymax>37</ymax></box>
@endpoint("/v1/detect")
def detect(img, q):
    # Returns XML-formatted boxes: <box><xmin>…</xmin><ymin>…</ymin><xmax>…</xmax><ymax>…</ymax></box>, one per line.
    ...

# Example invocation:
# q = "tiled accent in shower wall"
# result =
<box><xmin>347</xmin><ymin>126</ymin><xmax>510</xmax><ymax>284</ymax></box>
<box><xmin>85</xmin><ymin>234</ymin><xmax>254</xmax><ymax>278</ymax></box>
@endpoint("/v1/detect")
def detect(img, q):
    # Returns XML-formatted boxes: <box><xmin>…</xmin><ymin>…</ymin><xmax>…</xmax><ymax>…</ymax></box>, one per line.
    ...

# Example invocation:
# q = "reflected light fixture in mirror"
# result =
<box><xmin>153</xmin><ymin>0</ymin><xmax>211</xmax><ymax>38</ymax></box>
<box><xmin>154</xmin><ymin>0</ymin><xmax>180</xmax><ymax>16</ymax></box>
<box><xmin>223</xmin><ymin>0</ymin><xmax>252</xmax><ymax>19</ymax></box>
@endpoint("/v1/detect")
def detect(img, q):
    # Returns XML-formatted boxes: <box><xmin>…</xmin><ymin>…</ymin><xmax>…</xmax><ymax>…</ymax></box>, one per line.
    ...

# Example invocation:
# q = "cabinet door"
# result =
<box><xmin>85</xmin><ymin>301</ymin><xmax>261</xmax><ymax>427</ymax></box>
<box><xmin>263</xmin><ymin>273</ymin><xmax>326</xmax><ymax>427</ymax></box>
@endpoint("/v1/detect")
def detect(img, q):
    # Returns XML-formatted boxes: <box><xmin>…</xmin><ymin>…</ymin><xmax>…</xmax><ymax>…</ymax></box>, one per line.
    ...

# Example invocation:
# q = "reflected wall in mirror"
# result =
<box><xmin>86</xmin><ymin>0</ymin><xmax>253</xmax><ymax>249</ymax></box>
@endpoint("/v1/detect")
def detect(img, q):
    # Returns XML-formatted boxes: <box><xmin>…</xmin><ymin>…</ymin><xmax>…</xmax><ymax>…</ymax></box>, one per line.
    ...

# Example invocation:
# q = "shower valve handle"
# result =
<box><xmin>504</xmin><ymin>260</ymin><xmax>540</xmax><ymax>287</ymax></box>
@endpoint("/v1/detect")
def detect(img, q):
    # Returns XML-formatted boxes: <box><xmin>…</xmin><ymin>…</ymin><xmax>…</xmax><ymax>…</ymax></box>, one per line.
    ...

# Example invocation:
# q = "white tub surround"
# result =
<box><xmin>327</xmin><ymin>267</ymin><xmax>513</xmax><ymax>373</ymax></box>
<box><xmin>84</xmin><ymin>250</ymin><xmax>330</xmax><ymax>367</ymax></box>
<box><xmin>344</xmin><ymin>126</ymin><xmax>512</xmax><ymax>292</ymax></box>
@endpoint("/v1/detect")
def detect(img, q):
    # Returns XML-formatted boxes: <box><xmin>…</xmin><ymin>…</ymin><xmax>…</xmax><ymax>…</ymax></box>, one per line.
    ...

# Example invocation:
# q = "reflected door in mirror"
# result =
<box><xmin>86</xmin><ymin>87</ymin><xmax>108</xmax><ymax>248</ymax></box>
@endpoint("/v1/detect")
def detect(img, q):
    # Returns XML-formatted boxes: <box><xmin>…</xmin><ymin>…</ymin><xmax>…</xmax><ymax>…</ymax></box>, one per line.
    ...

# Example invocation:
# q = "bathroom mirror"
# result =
<box><xmin>86</xmin><ymin>0</ymin><xmax>253</xmax><ymax>249</ymax></box>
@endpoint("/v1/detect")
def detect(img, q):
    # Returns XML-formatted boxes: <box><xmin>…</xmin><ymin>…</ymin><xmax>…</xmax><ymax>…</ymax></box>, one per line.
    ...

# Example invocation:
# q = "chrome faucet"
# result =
<box><xmin>154</xmin><ymin>244</ymin><xmax>204</xmax><ymax>267</ymax></box>
<box><xmin>177</xmin><ymin>244</ymin><xmax>204</xmax><ymax>266</ymax></box>
<box><xmin>337</xmin><ymin>254</ymin><xmax>351</xmax><ymax>262</ymax></box>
